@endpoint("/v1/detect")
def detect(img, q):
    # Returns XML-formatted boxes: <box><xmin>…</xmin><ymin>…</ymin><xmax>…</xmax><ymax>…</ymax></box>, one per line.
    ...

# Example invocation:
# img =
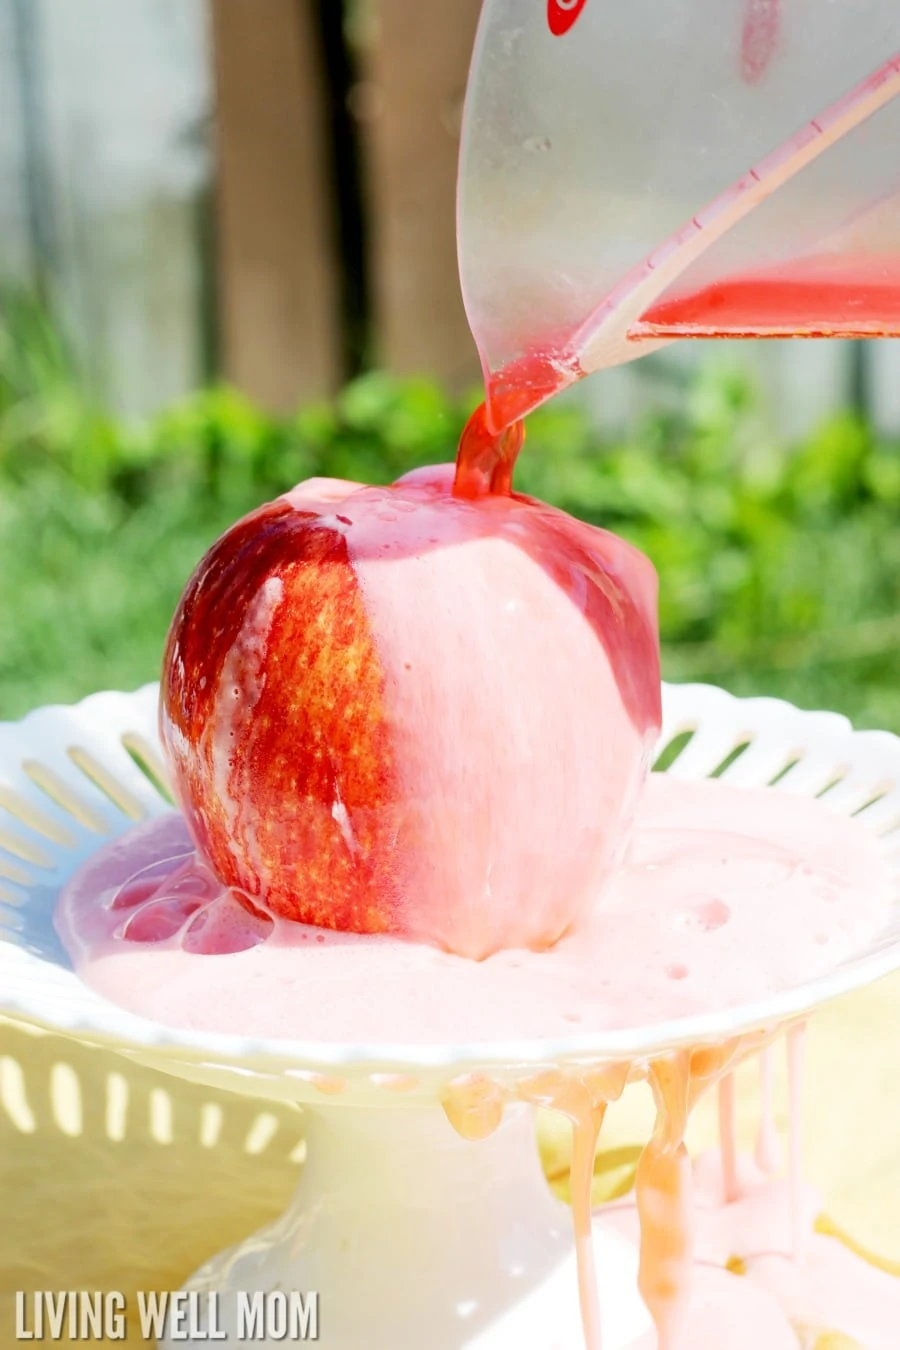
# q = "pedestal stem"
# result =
<box><xmin>166</xmin><ymin>1102</ymin><xmax>579</xmax><ymax>1348</ymax></box>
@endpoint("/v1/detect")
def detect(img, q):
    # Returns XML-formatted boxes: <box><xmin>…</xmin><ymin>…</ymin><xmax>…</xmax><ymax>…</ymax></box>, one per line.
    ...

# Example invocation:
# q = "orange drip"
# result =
<box><xmin>439</xmin><ymin>1036</ymin><xmax>782</xmax><ymax>1350</ymax></box>
<box><xmin>516</xmin><ymin>1071</ymin><xmax>611</xmax><ymax>1350</ymax></box>
<box><xmin>718</xmin><ymin>1073</ymin><xmax>740</xmax><ymax>1204</ymax></box>
<box><xmin>635</xmin><ymin>1053</ymin><xmax>695</xmax><ymax>1350</ymax></box>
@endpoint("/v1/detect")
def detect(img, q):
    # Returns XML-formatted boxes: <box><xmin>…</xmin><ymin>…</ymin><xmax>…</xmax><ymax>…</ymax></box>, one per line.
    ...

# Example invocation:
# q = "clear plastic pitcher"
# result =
<box><xmin>457</xmin><ymin>0</ymin><xmax>900</xmax><ymax>428</ymax></box>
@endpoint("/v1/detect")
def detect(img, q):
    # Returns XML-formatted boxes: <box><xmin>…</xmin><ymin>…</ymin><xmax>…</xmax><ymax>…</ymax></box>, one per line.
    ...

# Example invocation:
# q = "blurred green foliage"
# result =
<box><xmin>2</xmin><ymin>290</ymin><xmax>900</xmax><ymax>729</ymax></box>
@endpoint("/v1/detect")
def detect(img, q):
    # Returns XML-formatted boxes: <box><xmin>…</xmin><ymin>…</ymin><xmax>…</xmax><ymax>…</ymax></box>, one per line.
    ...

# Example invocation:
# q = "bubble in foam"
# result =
<box><xmin>120</xmin><ymin>894</ymin><xmax>205</xmax><ymax>944</ymax></box>
<box><xmin>181</xmin><ymin>890</ymin><xmax>275</xmax><ymax>956</ymax></box>
<box><xmin>109</xmin><ymin>851</ymin><xmax>194</xmax><ymax>912</ymax></box>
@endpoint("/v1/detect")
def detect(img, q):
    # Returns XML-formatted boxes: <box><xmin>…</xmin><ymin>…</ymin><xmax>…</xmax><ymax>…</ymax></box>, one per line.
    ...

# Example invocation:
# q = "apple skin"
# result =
<box><xmin>160</xmin><ymin>467</ymin><xmax>661</xmax><ymax>959</ymax></box>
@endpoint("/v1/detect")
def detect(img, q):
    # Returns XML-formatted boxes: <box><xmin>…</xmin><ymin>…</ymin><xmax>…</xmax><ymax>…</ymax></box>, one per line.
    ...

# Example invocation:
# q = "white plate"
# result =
<box><xmin>1</xmin><ymin>681</ymin><xmax>900</xmax><ymax>1102</ymax></box>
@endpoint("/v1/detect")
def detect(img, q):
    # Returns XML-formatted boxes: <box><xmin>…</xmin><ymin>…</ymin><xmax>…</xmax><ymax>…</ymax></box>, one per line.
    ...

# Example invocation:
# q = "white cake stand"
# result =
<box><xmin>2</xmin><ymin>682</ymin><xmax>900</xmax><ymax>1348</ymax></box>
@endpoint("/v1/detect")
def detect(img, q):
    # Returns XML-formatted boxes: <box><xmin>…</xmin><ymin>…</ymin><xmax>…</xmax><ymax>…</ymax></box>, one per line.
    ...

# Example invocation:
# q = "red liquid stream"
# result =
<box><xmin>452</xmin><ymin>404</ymin><xmax>525</xmax><ymax>499</ymax></box>
<box><xmin>452</xmin><ymin>348</ymin><xmax>580</xmax><ymax>496</ymax></box>
<box><xmin>636</xmin><ymin>253</ymin><xmax>900</xmax><ymax>339</ymax></box>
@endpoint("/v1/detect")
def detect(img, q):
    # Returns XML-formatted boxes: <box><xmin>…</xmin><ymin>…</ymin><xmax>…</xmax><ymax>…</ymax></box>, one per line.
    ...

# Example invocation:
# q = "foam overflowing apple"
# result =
<box><xmin>159</xmin><ymin>411</ymin><xmax>661</xmax><ymax>959</ymax></box>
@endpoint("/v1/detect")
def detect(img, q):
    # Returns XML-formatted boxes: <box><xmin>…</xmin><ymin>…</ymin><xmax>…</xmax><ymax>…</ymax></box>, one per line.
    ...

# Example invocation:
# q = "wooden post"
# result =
<box><xmin>359</xmin><ymin>0</ymin><xmax>483</xmax><ymax>392</ymax></box>
<box><xmin>211</xmin><ymin>0</ymin><xmax>341</xmax><ymax>410</ymax></box>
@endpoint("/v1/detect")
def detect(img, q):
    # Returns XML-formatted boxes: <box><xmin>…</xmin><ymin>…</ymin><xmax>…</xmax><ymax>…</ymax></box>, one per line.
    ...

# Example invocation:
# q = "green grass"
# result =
<box><xmin>2</xmin><ymin>292</ymin><xmax>900</xmax><ymax>731</ymax></box>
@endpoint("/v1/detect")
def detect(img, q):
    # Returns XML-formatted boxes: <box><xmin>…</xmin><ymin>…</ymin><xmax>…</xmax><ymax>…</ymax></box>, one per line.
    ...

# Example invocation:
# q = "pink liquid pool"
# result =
<box><xmin>55</xmin><ymin>776</ymin><xmax>892</xmax><ymax>1046</ymax></box>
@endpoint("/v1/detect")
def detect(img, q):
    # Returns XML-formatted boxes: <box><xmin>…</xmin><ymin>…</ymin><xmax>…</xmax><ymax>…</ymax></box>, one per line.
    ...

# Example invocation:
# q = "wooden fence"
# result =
<box><xmin>212</xmin><ymin>0</ymin><xmax>483</xmax><ymax>409</ymax></box>
<box><xmin>2</xmin><ymin>0</ymin><xmax>899</xmax><ymax>435</ymax></box>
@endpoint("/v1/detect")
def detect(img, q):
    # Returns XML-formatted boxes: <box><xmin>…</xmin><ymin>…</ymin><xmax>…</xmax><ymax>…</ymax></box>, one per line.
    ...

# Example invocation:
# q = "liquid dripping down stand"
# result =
<box><xmin>3</xmin><ymin>683</ymin><xmax>900</xmax><ymax>1348</ymax></box>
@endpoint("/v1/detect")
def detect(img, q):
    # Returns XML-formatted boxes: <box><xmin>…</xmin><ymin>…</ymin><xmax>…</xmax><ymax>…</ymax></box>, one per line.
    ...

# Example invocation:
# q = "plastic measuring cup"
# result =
<box><xmin>457</xmin><ymin>0</ymin><xmax>900</xmax><ymax>430</ymax></box>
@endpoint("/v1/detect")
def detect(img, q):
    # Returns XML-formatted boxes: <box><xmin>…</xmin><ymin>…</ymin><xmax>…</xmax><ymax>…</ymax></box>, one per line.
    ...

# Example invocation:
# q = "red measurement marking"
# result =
<box><xmin>548</xmin><ymin>0</ymin><xmax>589</xmax><ymax>38</ymax></box>
<box><xmin>741</xmin><ymin>0</ymin><xmax>780</xmax><ymax>84</ymax></box>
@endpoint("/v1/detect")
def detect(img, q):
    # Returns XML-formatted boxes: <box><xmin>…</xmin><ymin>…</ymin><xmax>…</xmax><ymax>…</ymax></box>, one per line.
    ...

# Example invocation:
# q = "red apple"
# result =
<box><xmin>160</xmin><ymin>466</ymin><xmax>661</xmax><ymax>959</ymax></box>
